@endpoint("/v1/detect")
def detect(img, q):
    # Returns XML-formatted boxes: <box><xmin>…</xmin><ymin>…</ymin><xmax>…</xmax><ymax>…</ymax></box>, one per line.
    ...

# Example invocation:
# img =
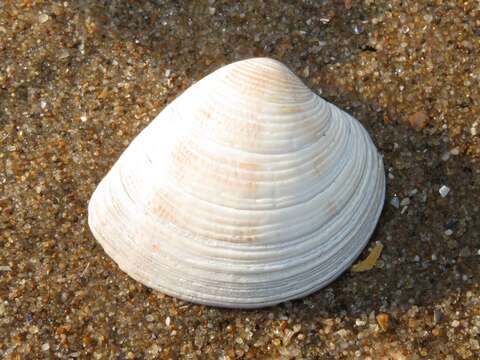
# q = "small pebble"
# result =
<box><xmin>352</xmin><ymin>24</ymin><xmax>364</xmax><ymax>35</ymax></box>
<box><xmin>38</xmin><ymin>14</ymin><xmax>49</xmax><ymax>23</ymax></box>
<box><xmin>408</xmin><ymin>111</ymin><xmax>429</xmax><ymax>130</ymax></box>
<box><xmin>470</xmin><ymin>339</ymin><xmax>480</xmax><ymax>351</ymax></box>
<box><xmin>355</xmin><ymin>319</ymin><xmax>366</xmax><ymax>327</ymax></box>
<box><xmin>423</xmin><ymin>14</ymin><xmax>434</xmax><ymax>22</ymax></box>
<box><xmin>450</xmin><ymin>147</ymin><xmax>460</xmax><ymax>155</ymax></box>
<box><xmin>148</xmin><ymin>344</ymin><xmax>161</xmax><ymax>355</ymax></box>
<box><xmin>471</xmin><ymin>122</ymin><xmax>478</xmax><ymax>136</ymax></box>
<box><xmin>433</xmin><ymin>309</ymin><xmax>443</xmax><ymax>324</ymax></box>
<box><xmin>444</xmin><ymin>229</ymin><xmax>453</xmax><ymax>236</ymax></box>
<box><xmin>447</xmin><ymin>239</ymin><xmax>458</xmax><ymax>249</ymax></box>
<box><xmin>390</xmin><ymin>196</ymin><xmax>400</xmax><ymax>208</ymax></box>
<box><xmin>303</xmin><ymin>66</ymin><xmax>310</xmax><ymax>78</ymax></box>
<box><xmin>439</xmin><ymin>185</ymin><xmax>450</xmax><ymax>198</ymax></box>
<box><xmin>459</xmin><ymin>247</ymin><xmax>471</xmax><ymax>257</ymax></box>
<box><xmin>419</xmin><ymin>191</ymin><xmax>428</xmax><ymax>203</ymax></box>
<box><xmin>41</xmin><ymin>343</ymin><xmax>50</xmax><ymax>351</ymax></box>
<box><xmin>58</xmin><ymin>48</ymin><xmax>70</xmax><ymax>59</ymax></box>
<box><xmin>165</xmin><ymin>316</ymin><xmax>171</xmax><ymax>326</ymax></box>
<box><xmin>441</xmin><ymin>152</ymin><xmax>450</xmax><ymax>161</ymax></box>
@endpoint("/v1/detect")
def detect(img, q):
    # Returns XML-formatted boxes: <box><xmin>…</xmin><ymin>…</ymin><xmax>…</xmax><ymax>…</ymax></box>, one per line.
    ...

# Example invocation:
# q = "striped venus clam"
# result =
<box><xmin>88</xmin><ymin>57</ymin><xmax>385</xmax><ymax>308</ymax></box>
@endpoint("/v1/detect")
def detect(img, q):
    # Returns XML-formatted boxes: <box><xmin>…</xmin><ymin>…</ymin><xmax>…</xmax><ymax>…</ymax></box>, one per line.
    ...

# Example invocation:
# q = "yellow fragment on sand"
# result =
<box><xmin>351</xmin><ymin>243</ymin><xmax>384</xmax><ymax>272</ymax></box>
<box><xmin>376</xmin><ymin>313</ymin><xmax>390</xmax><ymax>331</ymax></box>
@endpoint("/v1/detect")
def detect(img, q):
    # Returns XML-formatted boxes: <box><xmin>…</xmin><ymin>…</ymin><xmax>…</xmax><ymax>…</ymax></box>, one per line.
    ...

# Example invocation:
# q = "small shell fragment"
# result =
<box><xmin>351</xmin><ymin>243</ymin><xmax>384</xmax><ymax>272</ymax></box>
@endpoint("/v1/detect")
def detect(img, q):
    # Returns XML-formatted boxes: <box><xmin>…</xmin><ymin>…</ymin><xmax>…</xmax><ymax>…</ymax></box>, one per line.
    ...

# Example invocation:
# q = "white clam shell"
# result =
<box><xmin>88</xmin><ymin>57</ymin><xmax>385</xmax><ymax>308</ymax></box>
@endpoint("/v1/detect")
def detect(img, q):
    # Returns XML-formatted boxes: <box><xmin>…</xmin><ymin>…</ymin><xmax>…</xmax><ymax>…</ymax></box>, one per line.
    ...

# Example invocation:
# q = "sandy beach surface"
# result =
<box><xmin>1</xmin><ymin>1</ymin><xmax>479</xmax><ymax>358</ymax></box>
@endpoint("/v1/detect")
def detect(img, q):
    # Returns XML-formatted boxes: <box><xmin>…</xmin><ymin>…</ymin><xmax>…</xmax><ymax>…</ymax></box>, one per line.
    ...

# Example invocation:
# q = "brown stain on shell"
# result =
<box><xmin>197</xmin><ymin>106</ymin><xmax>263</xmax><ymax>150</ymax></box>
<box><xmin>146</xmin><ymin>138</ymin><xmax>260</xmax><ymax>243</ymax></box>
<box><xmin>327</xmin><ymin>200</ymin><xmax>338</xmax><ymax>218</ymax></box>
<box><xmin>169</xmin><ymin>138</ymin><xmax>260</xmax><ymax>196</ymax></box>
<box><xmin>148</xmin><ymin>190</ymin><xmax>259</xmax><ymax>243</ymax></box>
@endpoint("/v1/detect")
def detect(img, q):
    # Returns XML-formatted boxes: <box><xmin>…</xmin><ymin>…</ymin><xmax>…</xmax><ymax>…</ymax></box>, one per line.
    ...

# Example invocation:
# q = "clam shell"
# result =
<box><xmin>88</xmin><ymin>57</ymin><xmax>385</xmax><ymax>308</ymax></box>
